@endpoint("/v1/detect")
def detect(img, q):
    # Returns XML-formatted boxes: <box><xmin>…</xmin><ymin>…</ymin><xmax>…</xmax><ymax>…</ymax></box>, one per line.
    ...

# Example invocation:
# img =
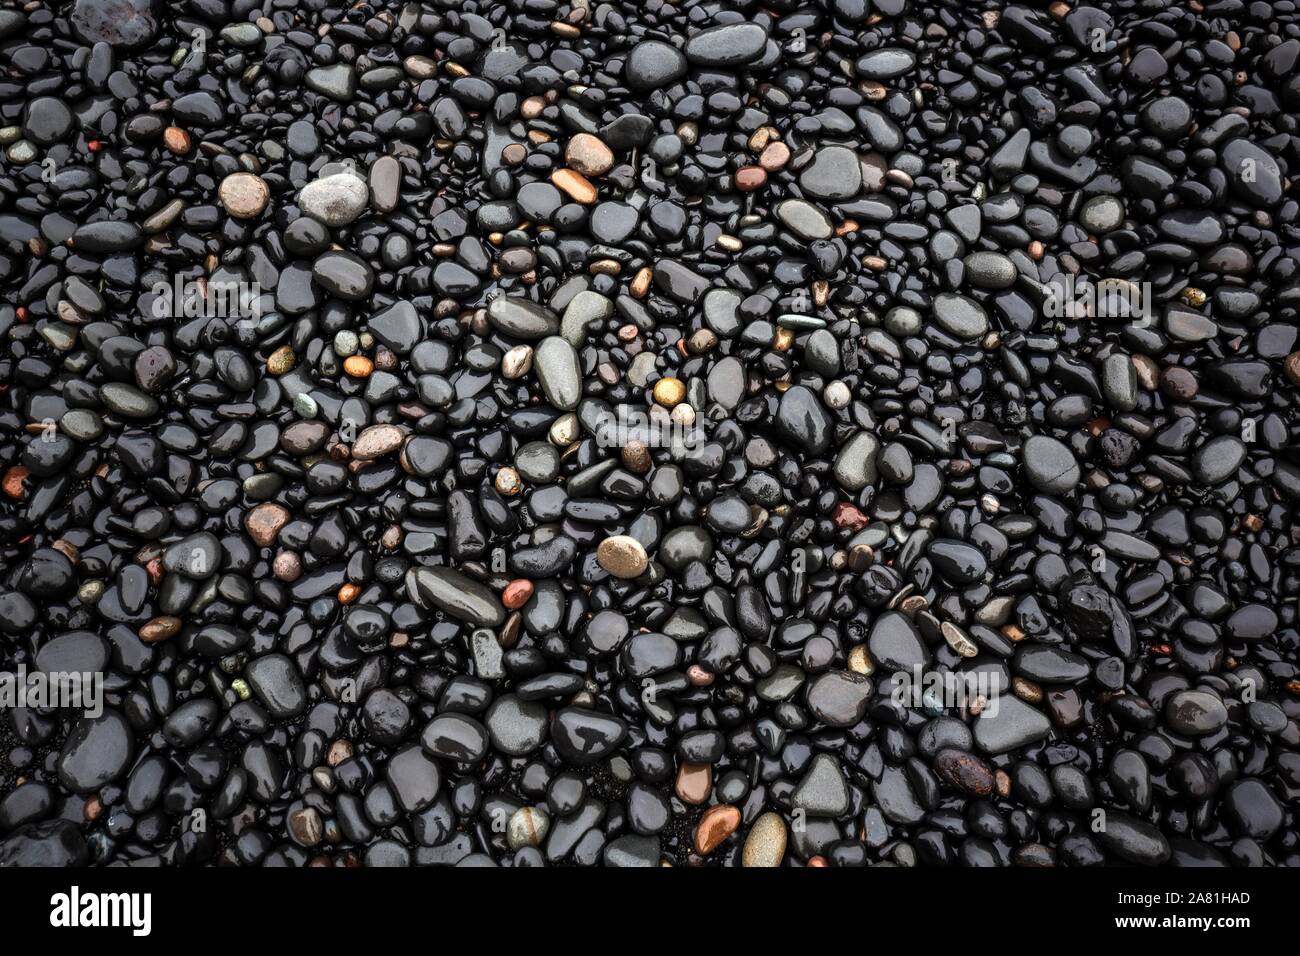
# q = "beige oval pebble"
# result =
<box><xmin>565</xmin><ymin>133</ymin><xmax>614</xmax><ymax>177</ymax></box>
<box><xmin>351</xmin><ymin>424</ymin><xmax>405</xmax><ymax>460</ymax></box>
<box><xmin>596</xmin><ymin>535</ymin><xmax>648</xmax><ymax>579</ymax></box>
<box><xmin>742</xmin><ymin>811</ymin><xmax>787</xmax><ymax>867</ymax></box>
<box><xmin>502</xmin><ymin>344</ymin><xmax>534</xmax><ymax>379</ymax></box>
<box><xmin>219</xmin><ymin>172</ymin><xmax>270</xmax><ymax>219</ymax></box>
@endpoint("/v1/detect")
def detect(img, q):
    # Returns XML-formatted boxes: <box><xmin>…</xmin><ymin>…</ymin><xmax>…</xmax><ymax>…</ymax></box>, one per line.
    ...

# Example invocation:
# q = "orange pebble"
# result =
<box><xmin>694</xmin><ymin>804</ymin><xmax>741</xmax><ymax>854</ymax></box>
<box><xmin>2</xmin><ymin>465</ymin><xmax>30</xmax><ymax>499</ymax></box>
<box><xmin>343</xmin><ymin>356</ymin><xmax>374</xmax><ymax>377</ymax></box>
<box><xmin>338</xmin><ymin>583</ymin><xmax>361</xmax><ymax>604</ymax></box>
<box><xmin>163</xmin><ymin>126</ymin><xmax>192</xmax><ymax>155</ymax></box>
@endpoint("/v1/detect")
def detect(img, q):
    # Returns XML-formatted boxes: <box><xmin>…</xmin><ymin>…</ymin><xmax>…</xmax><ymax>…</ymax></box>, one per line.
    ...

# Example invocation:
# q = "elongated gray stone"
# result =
<box><xmin>487</xmin><ymin>295</ymin><xmax>560</xmax><ymax>339</ymax></box>
<box><xmin>533</xmin><ymin>336</ymin><xmax>581</xmax><ymax>411</ymax></box>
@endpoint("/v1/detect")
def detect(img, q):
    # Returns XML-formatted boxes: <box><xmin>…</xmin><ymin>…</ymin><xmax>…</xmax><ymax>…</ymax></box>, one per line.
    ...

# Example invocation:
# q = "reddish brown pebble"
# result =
<box><xmin>1160</xmin><ymin>365</ymin><xmax>1198</xmax><ymax>400</ymax></box>
<box><xmin>502</xmin><ymin>579</ymin><xmax>535</xmax><ymax>609</ymax></box>
<box><xmin>621</xmin><ymin>440</ymin><xmax>651</xmax><ymax>474</ymax></box>
<box><xmin>734</xmin><ymin>166</ymin><xmax>767</xmax><ymax>191</ymax></box>
<box><xmin>832</xmin><ymin>502</ymin><xmax>869</xmax><ymax>531</ymax></box>
<box><xmin>675</xmin><ymin>762</ymin><xmax>712</xmax><ymax>805</ymax></box>
<box><xmin>1285</xmin><ymin>351</ymin><xmax>1300</xmax><ymax>386</ymax></box>
<box><xmin>933</xmin><ymin>749</ymin><xmax>995</xmax><ymax>797</ymax></box>
<box><xmin>694</xmin><ymin>804</ymin><xmax>741</xmax><ymax>854</ymax></box>
<box><xmin>139</xmin><ymin>616</ymin><xmax>181</xmax><ymax>643</ymax></box>
<box><xmin>687</xmin><ymin>664</ymin><xmax>714</xmax><ymax>686</ymax></box>
<box><xmin>244</xmin><ymin>502</ymin><xmax>290</xmax><ymax>547</ymax></box>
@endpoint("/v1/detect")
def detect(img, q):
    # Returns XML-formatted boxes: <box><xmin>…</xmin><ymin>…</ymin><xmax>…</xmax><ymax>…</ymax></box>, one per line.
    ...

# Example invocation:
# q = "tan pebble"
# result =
<box><xmin>1132</xmin><ymin>354</ymin><xmax>1160</xmax><ymax>390</ymax></box>
<box><xmin>941</xmin><ymin>621</ymin><xmax>979</xmax><ymax>658</ymax></box>
<box><xmin>327</xmin><ymin>739</ymin><xmax>353</xmax><ymax>767</ymax></box>
<box><xmin>995</xmin><ymin>769</ymin><xmax>1012</xmax><ymax>798</ymax></box>
<box><xmin>742</xmin><ymin>811</ymin><xmax>787</xmax><ymax>867</ymax></box>
<box><xmin>686</xmin><ymin>329</ymin><xmax>717</xmax><ymax>354</ymax></box>
<box><xmin>502</xmin><ymin>344</ymin><xmax>534</xmax><ymax>379</ymax></box>
<box><xmin>163</xmin><ymin>126</ymin><xmax>192</xmax><ymax>155</ymax></box>
<box><xmin>564</xmin><ymin>133</ymin><xmax>614</xmax><ymax>176</ymax></box>
<box><xmin>630</xmin><ymin>267</ymin><xmax>652</xmax><ymax>298</ymax></box>
<box><xmin>219</xmin><ymin>172</ymin><xmax>270</xmax><ymax>219</ymax></box>
<box><xmin>847</xmin><ymin>644</ymin><xmax>874</xmax><ymax>676</ymax></box>
<box><xmin>1013</xmin><ymin>676</ymin><xmax>1043</xmax><ymax>703</ymax></box>
<box><xmin>758</xmin><ymin>141</ymin><xmax>790</xmax><ymax>172</ymax></box>
<box><xmin>549</xmin><ymin>413</ymin><xmax>579</xmax><ymax>446</ymax></box>
<box><xmin>501</xmin><ymin>142</ymin><xmax>527</xmax><ymax>166</ymax></box>
<box><xmin>351</xmin><ymin>424</ymin><xmax>405</xmax><ymax>460</ymax></box>
<box><xmin>267</xmin><ymin>346</ymin><xmax>295</xmax><ymax>375</ymax></box>
<box><xmin>551</xmin><ymin>168</ymin><xmax>597</xmax><ymax>204</ymax></box>
<box><xmin>596</xmin><ymin>535</ymin><xmax>649</xmax><ymax>579</ymax></box>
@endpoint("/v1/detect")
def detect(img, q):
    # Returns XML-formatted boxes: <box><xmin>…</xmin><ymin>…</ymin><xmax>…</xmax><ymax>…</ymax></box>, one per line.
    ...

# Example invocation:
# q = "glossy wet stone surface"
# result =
<box><xmin>0</xmin><ymin>0</ymin><xmax>1298</xmax><ymax>873</ymax></box>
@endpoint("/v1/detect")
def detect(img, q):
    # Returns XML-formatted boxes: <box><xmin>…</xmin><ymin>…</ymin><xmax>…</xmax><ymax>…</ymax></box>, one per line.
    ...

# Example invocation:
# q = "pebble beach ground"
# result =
<box><xmin>1</xmin><ymin>0</ymin><xmax>1299</xmax><ymax>869</ymax></box>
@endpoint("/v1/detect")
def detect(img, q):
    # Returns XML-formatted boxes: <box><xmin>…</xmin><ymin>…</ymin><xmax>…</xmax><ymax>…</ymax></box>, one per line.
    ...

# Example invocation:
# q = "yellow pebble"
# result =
<box><xmin>652</xmin><ymin>377</ymin><xmax>686</xmax><ymax>408</ymax></box>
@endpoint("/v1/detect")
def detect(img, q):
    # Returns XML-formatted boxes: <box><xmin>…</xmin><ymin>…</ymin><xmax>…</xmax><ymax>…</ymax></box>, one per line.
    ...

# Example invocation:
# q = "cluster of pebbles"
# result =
<box><xmin>1</xmin><ymin>0</ymin><xmax>1299</xmax><ymax>868</ymax></box>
